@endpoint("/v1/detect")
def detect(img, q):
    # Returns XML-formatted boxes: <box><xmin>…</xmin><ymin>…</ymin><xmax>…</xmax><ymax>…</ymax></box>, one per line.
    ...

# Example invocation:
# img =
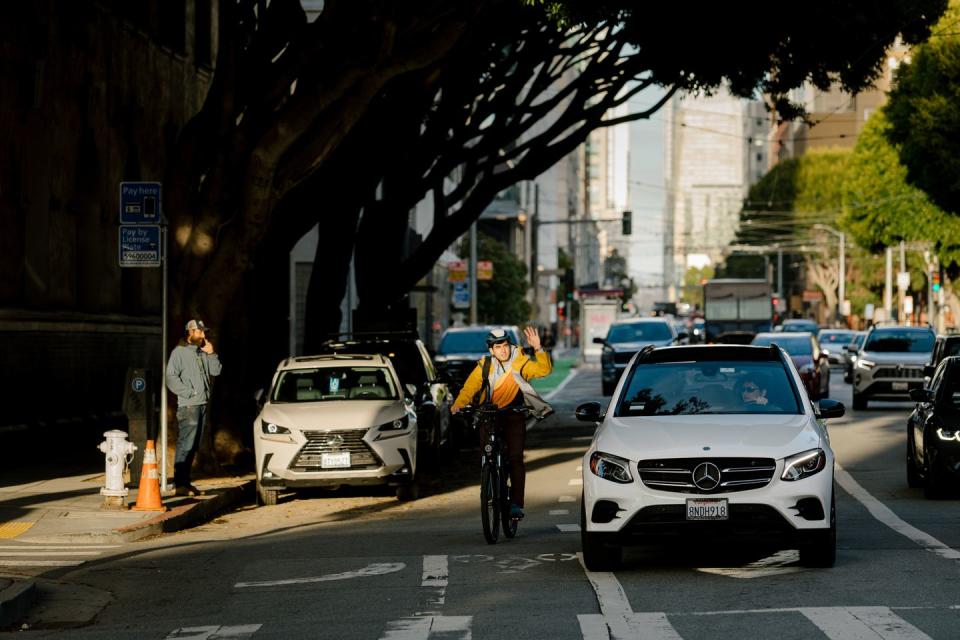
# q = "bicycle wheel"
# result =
<box><xmin>501</xmin><ymin>462</ymin><xmax>518</xmax><ymax>538</ymax></box>
<box><xmin>480</xmin><ymin>463</ymin><xmax>500</xmax><ymax>544</ymax></box>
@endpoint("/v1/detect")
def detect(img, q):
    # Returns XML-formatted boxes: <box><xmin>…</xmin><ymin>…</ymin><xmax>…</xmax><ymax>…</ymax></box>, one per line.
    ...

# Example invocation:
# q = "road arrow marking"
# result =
<box><xmin>234</xmin><ymin>562</ymin><xmax>405</xmax><ymax>588</ymax></box>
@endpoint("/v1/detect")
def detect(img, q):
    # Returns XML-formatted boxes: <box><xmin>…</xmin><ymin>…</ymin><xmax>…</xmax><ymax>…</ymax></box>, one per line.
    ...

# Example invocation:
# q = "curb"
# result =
<box><xmin>113</xmin><ymin>480</ymin><xmax>255</xmax><ymax>542</ymax></box>
<box><xmin>0</xmin><ymin>580</ymin><xmax>37</xmax><ymax>630</ymax></box>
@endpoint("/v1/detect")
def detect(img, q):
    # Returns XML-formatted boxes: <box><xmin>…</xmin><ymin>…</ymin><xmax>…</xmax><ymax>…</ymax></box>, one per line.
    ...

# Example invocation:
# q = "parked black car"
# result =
<box><xmin>320</xmin><ymin>332</ymin><xmax>453</xmax><ymax>459</ymax></box>
<box><xmin>924</xmin><ymin>334</ymin><xmax>960</xmax><ymax>377</ymax></box>
<box><xmin>907</xmin><ymin>356</ymin><xmax>960</xmax><ymax>498</ymax></box>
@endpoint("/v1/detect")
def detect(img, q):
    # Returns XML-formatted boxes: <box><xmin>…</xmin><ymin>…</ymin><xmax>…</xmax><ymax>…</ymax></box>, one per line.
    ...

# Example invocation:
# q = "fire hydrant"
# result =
<box><xmin>99</xmin><ymin>430</ymin><xmax>137</xmax><ymax>509</ymax></box>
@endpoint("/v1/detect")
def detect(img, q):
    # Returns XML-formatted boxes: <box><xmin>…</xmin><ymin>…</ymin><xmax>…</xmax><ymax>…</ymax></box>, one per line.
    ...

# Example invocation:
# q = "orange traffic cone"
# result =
<box><xmin>132</xmin><ymin>440</ymin><xmax>167</xmax><ymax>512</ymax></box>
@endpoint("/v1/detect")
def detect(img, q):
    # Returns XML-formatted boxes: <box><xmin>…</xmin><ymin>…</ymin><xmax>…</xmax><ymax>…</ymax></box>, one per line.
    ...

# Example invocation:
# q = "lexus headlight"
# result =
<box><xmin>378</xmin><ymin>415</ymin><xmax>409</xmax><ymax>431</ymax></box>
<box><xmin>856</xmin><ymin>358</ymin><xmax>876</xmax><ymax>370</ymax></box>
<box><xmin>781</xmin><ymin>448</ymin><xmax>826</xmax><ymax>481</ymax></box>
<box><xmin>936</xmin><ymin>428</ymin><xmax>960</xmax><ymax>442</ymax></box>
<box><xmin>261</xmin><ymin>421</ymin><xmax>291</xmax><ymax>435</ymax></box>
<box><xmin>589</xmin><ymin>452</ymin><xmax>633</xmax><ymax>484</ymax></box>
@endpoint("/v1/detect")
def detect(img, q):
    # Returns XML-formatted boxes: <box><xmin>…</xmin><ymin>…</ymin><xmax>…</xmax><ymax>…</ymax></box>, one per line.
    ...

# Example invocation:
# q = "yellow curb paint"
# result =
<box><xmin>0</xmin><ymin>521</ymin><xmax>35</xmax><ymax>539</ymax></box>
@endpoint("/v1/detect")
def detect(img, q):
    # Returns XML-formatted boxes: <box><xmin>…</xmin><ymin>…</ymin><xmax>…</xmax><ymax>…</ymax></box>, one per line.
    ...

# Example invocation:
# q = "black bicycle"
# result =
<box><xmin>461</xmin><ymin>403</ymin><xmax>527</xmax><ymax>543</ymax></box>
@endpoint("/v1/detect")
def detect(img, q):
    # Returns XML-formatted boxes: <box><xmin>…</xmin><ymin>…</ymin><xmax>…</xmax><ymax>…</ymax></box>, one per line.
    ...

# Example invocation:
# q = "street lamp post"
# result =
<box><xmin>814</xmin><ymin>224</ymin><xmax>845</xmax><ymax>325</ymax></box>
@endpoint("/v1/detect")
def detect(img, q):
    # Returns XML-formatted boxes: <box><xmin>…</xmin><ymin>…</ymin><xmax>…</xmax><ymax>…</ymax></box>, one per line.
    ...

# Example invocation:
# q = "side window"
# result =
<box><xmin>419</xmin><ymin>343</ymin><xmax>437</xmax><ymax>382</ymax></box>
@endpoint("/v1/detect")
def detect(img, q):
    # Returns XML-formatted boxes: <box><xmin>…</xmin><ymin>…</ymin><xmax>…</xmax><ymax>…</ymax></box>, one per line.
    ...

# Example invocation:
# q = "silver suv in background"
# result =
<box><xmin>852</xmin><ymin>326</ymin><xmax>935</xmax><ymax>410</ymax></box>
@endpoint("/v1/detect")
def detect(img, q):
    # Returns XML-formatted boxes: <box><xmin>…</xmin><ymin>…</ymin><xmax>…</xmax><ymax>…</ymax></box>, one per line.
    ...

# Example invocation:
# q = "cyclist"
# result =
<box><xmin>451</xmin><ymin>326</ymin><xmax>553</xmax><ymax>520</ymax></box>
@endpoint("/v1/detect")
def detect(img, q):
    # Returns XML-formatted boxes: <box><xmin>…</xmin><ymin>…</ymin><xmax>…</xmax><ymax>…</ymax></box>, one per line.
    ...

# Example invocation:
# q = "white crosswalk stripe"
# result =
<box><xmin>0</xmin><ymin>543</ymin><xmax>119</xmax><ymax>567</ymax></box>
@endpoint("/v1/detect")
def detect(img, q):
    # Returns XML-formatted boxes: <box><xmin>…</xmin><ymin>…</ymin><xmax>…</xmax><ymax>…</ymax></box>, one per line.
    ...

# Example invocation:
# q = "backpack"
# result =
<box><xmin>471</xmin><ymin>355</ymin><xmax>554</xmax><ymax>420</ymax></box>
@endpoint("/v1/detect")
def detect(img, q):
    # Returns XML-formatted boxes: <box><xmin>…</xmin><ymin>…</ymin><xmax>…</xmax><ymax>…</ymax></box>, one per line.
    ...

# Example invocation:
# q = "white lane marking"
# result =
<box><xmin>0</xmin><ymin>559</ymin><xmax>85</xmax><ymax>567</ymax></box>
<box><xmin>836</xmin><ymin>463</ymin><xmax>960</xmax><ymax>560</ymax></box>
<box><xmin>421</xmin><ymin>555</ymin><xmax>447</xmax><ymax>587</ymax></box>
<box><xmin>799</xmin><ymin>607</ymin><xmax>932</xmax><ymax>640</ymax></box>
<box><xmin>544</xmin><ymin>368</ymin><xmax>580</xmax><ymax>401</ymax></box>
<box><xmin>165</xmin><ymin>625</ymin><xmax>262</xmax><ymax>640</ymax></box>
<box><xmin>578</xmin><ymin>613</ymin><xmax>682</xmax><ymax>640</ymax></box>
<box><xmin>697</xmin><ymin>550</ymin><xmax>804</xmax><ymax>579</ymax></box>
<box><xmin>380</xmin><ymin>616</ymin><xmax>472</xmax><ymax>640</ymax></box>
<box><xmin>577</xmin><ymin>552</ymin><xmax>632</xmax><ymax>616</ymax></box>
<box><xmin>568</xmin><ymin>478</ymin><xmax>583</xmax><ymax>486</ymax></box>
<box><xmin>559</xmin><ymin>495</ymin><xmax>577</xmax><ymax>503</ymax></box>
<box><xmin>550</xmin><ymin>509</ymin><xmax>570</xmax><ymax>516</ymax></box>
<box><xmin>234</xmin><ymin>562</ymin><xmax>405</xmax><ymax>588</ymax></box>
<box><xmin>557</xmin><ymin>524</ymin><xmax>581</xmax><ymax>533</ymax></box>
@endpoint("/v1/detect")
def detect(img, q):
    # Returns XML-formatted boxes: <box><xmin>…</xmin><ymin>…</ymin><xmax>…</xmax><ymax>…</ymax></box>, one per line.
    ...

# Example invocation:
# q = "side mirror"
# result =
<box><xmin>817</xmin><ymin>398</ymin><xmax>845</xmax><ymax>419</ymax></box>
<box><xmin>405</xmin><ymin>383</ymin><xmax>417</xmax><ymax>398</ymax></box>
<box><xmin>592</xmin><ymin>337</ymin><xmax>606</xmax><ymax>345</ymax></box>
<box><xmin>909</xmin><ymin>388</ymin><xmax>934</xmax><ymax>403</ymax></box>
<box><xmin>254</xmin><ymin>388</ymin><xmax>265</xmax><ymax>409</ymax></box>
<box><xmin>923</xmin><ymin>364</ymin><xmax>935</xmax><ymax>378</ymax></box>
<box><xmin>575</xmin><ymin>401</ymin><xmax>603</xmax><ymax>422</ymax></box>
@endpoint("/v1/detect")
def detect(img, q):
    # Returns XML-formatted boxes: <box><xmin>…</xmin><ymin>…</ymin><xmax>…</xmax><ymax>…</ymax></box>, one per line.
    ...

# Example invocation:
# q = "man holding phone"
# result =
<box><xmin>165</xmin><ymin>319</ymin><xmax>222</xmax><ymax>496</ymax></box>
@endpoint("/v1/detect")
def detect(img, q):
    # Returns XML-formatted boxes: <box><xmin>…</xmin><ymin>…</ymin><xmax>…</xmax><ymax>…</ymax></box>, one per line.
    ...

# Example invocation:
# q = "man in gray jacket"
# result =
<box><xmin>165</xmin><ymin>319</ymin><xmax>222</xmax><ymax>496</ymax></box>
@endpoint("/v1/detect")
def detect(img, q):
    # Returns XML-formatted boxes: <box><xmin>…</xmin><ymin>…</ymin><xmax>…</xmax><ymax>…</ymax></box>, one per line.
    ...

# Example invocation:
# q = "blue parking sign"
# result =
<box><xmin>119</xmin><ymin>225</ymin><xmax>162</xmax><ymax>267</ymax></box>
<box><xmin>120</xmin><ymin>182</ymin><xmax>162</xmax><ymax>223</ymax></box>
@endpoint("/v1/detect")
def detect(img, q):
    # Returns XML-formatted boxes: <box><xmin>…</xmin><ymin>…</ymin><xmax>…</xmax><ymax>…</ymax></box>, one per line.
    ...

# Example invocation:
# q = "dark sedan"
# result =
<box><xmin>907</xmin><ymin>356</ymin><xmax>960</xmax><ymax>498</ymax></box>
<box><xmin>751</xmin><ymin>332</ymin><xmax>830</xmax><ymax>400</ymax></box>
<box><xmin>596</xmin><ymin>318</ymin><xmax>681</xmax><ymax>395</ymax></box>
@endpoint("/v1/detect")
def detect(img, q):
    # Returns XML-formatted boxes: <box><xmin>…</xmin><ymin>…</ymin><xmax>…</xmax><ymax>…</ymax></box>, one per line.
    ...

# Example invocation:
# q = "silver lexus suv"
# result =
<box><xmin>851</xmin><ymin>325</ymin><xmax>935</xmax><ymax>410</ymax></box>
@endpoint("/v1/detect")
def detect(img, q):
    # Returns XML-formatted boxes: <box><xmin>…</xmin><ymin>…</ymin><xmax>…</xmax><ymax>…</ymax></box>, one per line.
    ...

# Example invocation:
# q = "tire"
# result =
<box><xmin>799</xmin><ymin>488</ymin><xmax>836</xmax><ymax>568</ymax></box>
<box><xmin>852</xmin><ymin>390</ymin><xmax>867</xmax><ymax>410</ymax></box>
<box><xmin>396</xmin><ymin>478</ymin><xmax>420</xmax><ymax>501</ymax></box>
<box><xmin>481</xmin><ymin>464</ymin><xmax>501</xmax><ymax>544</ymax></box>
<box><xmin>580</xmin><ymin>496</ymin><xmax>621</xmax><ymax>571</ymax></box>
<box><xmin>906</xmin><ymin>436</ymin><xmax>923</xmax><ymax>489</ymax></box>
<box><xmin>502</xmin><ymin>464</ymin><xmax>518</xmax><ymax>539</ymax></box>
<box><xmin>257</xmin><ymin>482</ymin><xmax>279</xmax><ymax>506</ymax></box>
<box><xmin>924</xmin><ymin>445</ymin><xmax>944</xmax><ymax>499</ymax></box>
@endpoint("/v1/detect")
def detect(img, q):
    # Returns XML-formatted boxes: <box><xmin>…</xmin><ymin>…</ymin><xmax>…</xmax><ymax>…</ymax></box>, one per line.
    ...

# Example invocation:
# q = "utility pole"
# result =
<box><xmin>776</xmin><ymin>245</ymin><xmax>783</xmax><ymax>300</ymax></box>
<box><xmin>899</xmin><ymin>240</ymin><xmax>907</xmax><ymax>325</ymax></box>
<box><xmin>884</xmin><ymin>246</ymin><xmax>893</xmax><ymax>323</ymax></box>
<box><xmin>469</xmin><ymin>222</ymin><xmax>478</xmax><ymax>324</ymax></box>
<box><xmin>530</xmin><ymin>183</ymin><xmax>540</xmax><ymax>322</ymax></box>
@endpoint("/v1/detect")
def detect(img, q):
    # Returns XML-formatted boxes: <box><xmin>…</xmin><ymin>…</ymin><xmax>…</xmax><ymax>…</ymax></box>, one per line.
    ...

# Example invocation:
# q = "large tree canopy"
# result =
<box><xmin>885</xmin><ymin>2</ymin><xmax>960</xmax><ymax>216</ymax></box>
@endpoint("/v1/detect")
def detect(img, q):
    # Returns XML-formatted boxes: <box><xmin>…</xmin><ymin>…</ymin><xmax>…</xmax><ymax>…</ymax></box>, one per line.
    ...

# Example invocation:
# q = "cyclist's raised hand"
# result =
<box><xmin>524</xmin><ymin>326</ymin><xmax>541</xmax><ymax>351</ymax></box>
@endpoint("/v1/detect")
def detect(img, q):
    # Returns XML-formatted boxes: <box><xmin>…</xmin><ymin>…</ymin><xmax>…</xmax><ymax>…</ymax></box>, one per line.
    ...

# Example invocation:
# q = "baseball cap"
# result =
<box><xmin>185</xmin><ymin>319</ymin><xmax>207</xmax><ymax>332</ymax></box>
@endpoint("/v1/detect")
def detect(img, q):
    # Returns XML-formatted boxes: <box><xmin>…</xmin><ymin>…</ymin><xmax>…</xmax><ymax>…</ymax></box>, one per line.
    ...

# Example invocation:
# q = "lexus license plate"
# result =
<box><xmin>321</xmin><ymin>452</ymin><xmax>351</xmax><ymax>468</ymax></box>
<box><xmin>892</xmin><ymin>381</ymin><xmax>909</xmax><ymax>391</ymax></box>
<box><xmin>686</xmin><ymin>498</ymin><xmax>728</xmax><ymax>521</ymax></box>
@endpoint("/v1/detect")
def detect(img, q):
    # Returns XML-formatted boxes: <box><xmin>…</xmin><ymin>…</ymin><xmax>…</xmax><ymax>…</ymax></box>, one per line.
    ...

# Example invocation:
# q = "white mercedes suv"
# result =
<box><xmin>254</xmin><ymin>354</ymin><xmax>418</xmax><ymax>505</ymax></box>
<box><xmin>578</xmin><ymin>344</ymin><xmax>844</xmax><ymax>570</ymax></box>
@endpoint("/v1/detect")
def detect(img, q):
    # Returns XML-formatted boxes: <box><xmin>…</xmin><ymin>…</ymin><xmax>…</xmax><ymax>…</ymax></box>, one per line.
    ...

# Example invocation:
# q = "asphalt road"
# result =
<box><xmin>11</xmin><ymin>366</ymin><xmax>960</xmax><ymax>639</ymax></box>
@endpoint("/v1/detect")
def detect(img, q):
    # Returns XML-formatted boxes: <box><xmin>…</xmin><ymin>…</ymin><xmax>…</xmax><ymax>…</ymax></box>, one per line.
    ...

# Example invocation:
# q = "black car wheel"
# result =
<box><xmin>906</xmin><ymin>435</ymin><xmax>923</xmax><ymax>489</ymax></box>
<box><xmin>799</xmin><ymin>488</ymin><xmax>836</xmax><ymax>568</ymax></box>
<box><xmin>580</xmin><ymin>496</ymin><xmax>621</xmax><ymax>571</ymax></box>
<box><xmin>924</xmin><ymin>444</ymin><xmax>946</xmax><ymax>499</ymax></box>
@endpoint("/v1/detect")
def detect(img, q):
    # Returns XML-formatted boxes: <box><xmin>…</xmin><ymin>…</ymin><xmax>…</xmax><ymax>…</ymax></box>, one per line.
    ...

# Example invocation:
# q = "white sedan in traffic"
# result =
<box><xmin>578</xmin><ymin>344</ymin><xmax>844</xmax><ymax>570</ymax></box>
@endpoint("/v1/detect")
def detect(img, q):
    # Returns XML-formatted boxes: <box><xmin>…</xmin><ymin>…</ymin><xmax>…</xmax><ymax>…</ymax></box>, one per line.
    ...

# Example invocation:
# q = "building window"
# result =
<box><xmin>159</xmin><ymin>0</ymin><xmax>186</xmax><ymax>54</ymax></box>
<box><xmin>195</xmin><ymin>0</ymin><xmax>212</xmax><ymax>67</ymax></box>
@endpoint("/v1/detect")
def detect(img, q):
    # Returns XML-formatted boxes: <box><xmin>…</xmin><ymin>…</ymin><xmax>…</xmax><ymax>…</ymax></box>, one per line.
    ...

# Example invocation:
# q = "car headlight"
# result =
<box><xmin>261</xmin><ymin>421</ymin><xmax>291</xmax><ymax>435</ymax></box>
<box><xmin>781</xmin><ymin>448</ymin><xmax>826</xmax><ymax>481</ymax></box>
<box><xmin>936</xmin><ymin>428</ymin><xmax>960</xmax><ymax>442</ymax></box>
<box><xmin>378</xmin><ymin>415</ymin><xmax>409</xmax><ymax>431</ymax></box>
<box><xmin>589</xmin><ymin>451</ymin><xmax>633</xmax><ymax>484</ymax></box>
<box><xmin>856</xmin><ymin>358</ymin><xmax>876</xmax><ymax>370</ymax></box>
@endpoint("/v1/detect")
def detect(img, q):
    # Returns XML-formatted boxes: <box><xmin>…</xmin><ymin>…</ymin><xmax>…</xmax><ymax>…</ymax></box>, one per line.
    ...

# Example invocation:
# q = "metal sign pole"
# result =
<box><xmin>160</xmin><ymin>222</ymin><xmax>169</xmax><ymax>491</ymax></box>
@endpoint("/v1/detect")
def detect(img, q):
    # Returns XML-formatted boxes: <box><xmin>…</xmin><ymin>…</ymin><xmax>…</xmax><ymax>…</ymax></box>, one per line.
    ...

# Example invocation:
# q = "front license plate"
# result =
<box><xmin>321</xmin><ymin>452</ymin><xmax>351</xmax><ymax>468</ymax></box>
<box><xmin>686</xmin><ymin>498</ymin><xmax>728</xmax><ymax>521</ymax></box>
<box><xmin>892</xmin><ymin>381</ymin><xmax>909</xmax><ymax>391</ymax></box>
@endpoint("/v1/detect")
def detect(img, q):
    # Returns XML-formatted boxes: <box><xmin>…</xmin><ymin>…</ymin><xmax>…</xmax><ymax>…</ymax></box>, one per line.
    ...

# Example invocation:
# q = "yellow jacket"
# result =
<box><xmin>453</xmin><ymin>348</ymin><xmax>552</xmax><ymax>410</ymax></box>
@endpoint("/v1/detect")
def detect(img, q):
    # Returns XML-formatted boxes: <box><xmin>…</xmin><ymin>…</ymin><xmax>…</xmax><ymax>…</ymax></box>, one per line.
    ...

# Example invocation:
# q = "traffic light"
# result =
<box><xmin>933</xmin><ymin>270</ymin><xmax>941</xmax><ymax>292</ymax></box>
<box><xmin>622</xmin><ymin>210</ymin><xmax>632</xmax><ymax>236</ymax></box>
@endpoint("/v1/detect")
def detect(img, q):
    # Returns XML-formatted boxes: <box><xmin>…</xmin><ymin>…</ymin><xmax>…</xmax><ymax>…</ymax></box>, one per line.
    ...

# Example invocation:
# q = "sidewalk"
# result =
<box><xmin>0</xmin><ymin>471</ymin><xmax>253</xmax><ymax>629</ymax></box>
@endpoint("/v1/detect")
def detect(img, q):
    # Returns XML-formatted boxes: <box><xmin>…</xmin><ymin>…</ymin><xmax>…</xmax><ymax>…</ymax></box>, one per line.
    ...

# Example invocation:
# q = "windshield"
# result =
<box><xmin>616</xmin><ymin>360</ymin><xmax>800</xmax><ymax>416</ymax></box>
<box><xmin>751</xmin><ymin>335</ymin><xmax>813</xmax><ymax>355</ymax></box>
<box><xmin>271</xmin><ymin>367</ymin><xmax>397</xmax><ymax>402</ymax></box>
<box><xmin>438</xmin><ymin>329</ymin><xmax>518</xmax><ymax>354</ymax></box>
<box><xmin>863</xmin><ymin>330</ymin><xmax>935</xmax><ymax>353</ymax></box>
<box><xmin>782</xmin><ymin>320</ymin><xmax>818</xmax><ymax>332</ymax></box>
<box><xmin>607</xmin><ymin>322</ymin><xmax>673</xmax><ymax>343</ymax></box>
<box><xmin>818</xmin><ymin>331</ymin><xmax>853</xmax><ymax>345</ymax></box>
